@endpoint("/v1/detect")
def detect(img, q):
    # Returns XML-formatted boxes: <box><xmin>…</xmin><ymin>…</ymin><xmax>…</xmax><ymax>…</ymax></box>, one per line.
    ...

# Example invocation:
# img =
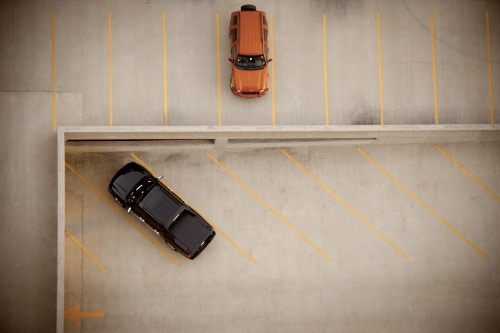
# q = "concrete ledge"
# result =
<box><xmin>56</xmin><ymin>124</ymin><xmax>500</xmax><ymax>331</ymax></box>
<box><xmin>62</xmin><ymin>124</ymin><xmax>500</xmax><ymax>152</ymax></box>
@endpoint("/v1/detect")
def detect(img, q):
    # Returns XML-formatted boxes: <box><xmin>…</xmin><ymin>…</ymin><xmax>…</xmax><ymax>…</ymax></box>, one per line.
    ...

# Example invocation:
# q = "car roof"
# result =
<box><xmin>139</xmin><ymin>185</ymin><xmax>180</xmax><ymax>227</ymax></box>
<box><xmin>238</xmin><ymin>11</ymin><xmax>263</xmax><ymax>55</ymax></box>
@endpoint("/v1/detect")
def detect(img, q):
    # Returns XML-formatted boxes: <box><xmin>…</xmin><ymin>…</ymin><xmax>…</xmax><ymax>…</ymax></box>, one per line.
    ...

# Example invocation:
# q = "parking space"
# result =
<box><xmin>272</xmin><ymin>2</ymin><xmax>326</xmax><ymax>125</ymax></box>
<box><xmin>63</xmin><ymin>141</ymin><xmax>500</xmax><ymax>331</ymax></box>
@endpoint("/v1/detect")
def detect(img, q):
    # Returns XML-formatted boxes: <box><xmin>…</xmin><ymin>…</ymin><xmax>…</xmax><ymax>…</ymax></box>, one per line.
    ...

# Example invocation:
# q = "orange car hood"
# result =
<box><xmin>233</xmin><ymin>67</ymin><xmax>268</xmax><ymax>91</ymax></box>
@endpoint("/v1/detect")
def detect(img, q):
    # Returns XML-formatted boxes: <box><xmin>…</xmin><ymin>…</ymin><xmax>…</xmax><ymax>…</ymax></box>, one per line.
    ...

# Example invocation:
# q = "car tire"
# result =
<box><xmin>241</xmin><ymin>4</ymin><xmax>256</xmax><ymax>11</ymax></box>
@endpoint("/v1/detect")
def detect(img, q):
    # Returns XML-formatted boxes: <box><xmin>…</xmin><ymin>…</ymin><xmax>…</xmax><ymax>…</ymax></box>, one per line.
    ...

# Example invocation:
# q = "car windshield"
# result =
<box><xmin>127</xmin><ymin>177</ymin><xmax>156</xmax><ymax>204</ymax></box>
<box><xmin>235</xmin><ymin>54</ymin><xmax>266</xmax><ymax>70</ymax></box>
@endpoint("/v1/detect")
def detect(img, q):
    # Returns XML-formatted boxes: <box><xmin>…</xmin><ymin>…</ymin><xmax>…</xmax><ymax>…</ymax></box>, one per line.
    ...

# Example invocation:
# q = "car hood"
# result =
<box><xmin>108</xmin><ymin>162</ymin><xmax>149</xmax><ymax>202</ymax></box>
<box><xmin>232</xmin><ymin>67</ymin><xmax>268</xmax><ymax>91</ymax></box>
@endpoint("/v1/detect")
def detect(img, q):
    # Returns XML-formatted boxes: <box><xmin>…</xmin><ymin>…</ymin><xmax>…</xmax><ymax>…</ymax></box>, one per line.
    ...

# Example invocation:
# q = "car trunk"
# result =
<box><xmin>169</xmin><ymin>210</ymin><xmax>213</xmax><ymax>254</ymax></box>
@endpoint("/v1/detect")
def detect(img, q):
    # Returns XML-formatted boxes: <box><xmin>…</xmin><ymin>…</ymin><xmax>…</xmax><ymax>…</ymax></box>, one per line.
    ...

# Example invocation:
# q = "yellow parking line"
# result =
<box><xmin>65</xmin><ymin>162</ymin><xmax>180</xmax><ymax>266</ymax></box>
<box><xmin>270</xmin><ymin>13</ymin><xmax>276</xmax><ymax>125</ymax></box>
<box><xmin>65</xmin><ymin>230</ymin><xmax>105</xmax><ymax>270</ymax></box>
<box><xmin>281</xmin><ymin>149</ymin><xmax>408</xmax><ymax>260</ymax></box>
<box><xmin>377</xmin><ymin>12</ymin><xmax>385</xmax><ymax>125</ymax></box>
<box><xmin>486</xmin><ymin>11</ymin><xmax>495</xmax><ymax>124</ymax></box>
<box><xmin>162</xmin><ymin>13</ymin><xmax>168</xmax><ymax>125</ymax></box>
<box><xmin>130</xmin><ymin>153</ymin><xmax>258</xmax><ymax>265</ymax></box>
<box><xmin>130</xmin><ymin>153</ymin><xmax>157</xmax><ymax>175</ymax></box>
<box><xmin>430</xmin><ymin>12</ymin><xmax>439</xmax><ymax>125</ymax></box>
<box><xmin>323</xmin><ymin>13</ymin><xmax>330</xmax><ymax>125</ymax></box>
<box><xmin>205</xmin><ymin>151</ymin><xmax>332</xmax><ymax>262</ymax></box>
<box><xmin>212</xmin><ymin>224</ymin><xmax>258</xmax><ymax>265</ymax></box>
<box><xmin>108</xmin><ymin>12</ymin><xmax>113</xmax><ymax>126</ymax></box>
<box><xmin>356</xmin><ymin>147</ymin><xmax>486</xmax><ymax>258</ymax></box>
<box><xmin>434</xmin><ymin>145</ymin><xmax>500</xmax><ymax>201</ymax></box>
<box><xmin>51</xmin><ymin>11</ymin><xmax>57</xmax><ymax>132</ymax></box>
<box><xmin>216</xmin><ymin>14</ymin><xmax>222</xmax><ymax>126</ymax></box>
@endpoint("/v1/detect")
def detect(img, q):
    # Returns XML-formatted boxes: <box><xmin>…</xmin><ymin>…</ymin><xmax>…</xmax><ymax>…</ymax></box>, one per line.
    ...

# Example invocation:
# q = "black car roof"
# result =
<box><xmin>139</xmin><ymin>185</ymin><xmax>181</xmax><ymax>227</ymax></box>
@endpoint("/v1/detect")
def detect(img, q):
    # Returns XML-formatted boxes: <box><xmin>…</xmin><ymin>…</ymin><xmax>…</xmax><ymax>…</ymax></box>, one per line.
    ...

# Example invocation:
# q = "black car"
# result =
<box><xmin>108</xmin><ymin>162</ymin><xmax>216</xmax><ymax>259</ymax></box>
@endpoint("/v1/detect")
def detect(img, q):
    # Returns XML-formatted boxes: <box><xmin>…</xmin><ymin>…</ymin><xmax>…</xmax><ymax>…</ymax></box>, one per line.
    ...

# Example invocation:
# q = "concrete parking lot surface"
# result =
<box><xmin>1</xmin><ymin>0</ymin><xmax>499</xmax><ymax>331</ymax></box>
<box><xmin>62</xmin><ymin>142</ymin><xmax>499</xmax><ymax>332</ymax></box>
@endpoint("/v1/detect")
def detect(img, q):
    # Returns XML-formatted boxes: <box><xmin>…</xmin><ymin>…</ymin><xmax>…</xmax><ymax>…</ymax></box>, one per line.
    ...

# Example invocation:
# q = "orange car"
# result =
<box><xmin>228</xmin><ymin>4</ymin><xmax>271</xmax><ymax>97</ymax></box>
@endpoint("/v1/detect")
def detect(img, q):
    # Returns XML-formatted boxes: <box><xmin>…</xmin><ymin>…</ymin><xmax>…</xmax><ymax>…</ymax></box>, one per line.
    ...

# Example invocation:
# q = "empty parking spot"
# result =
<box><xmin>130</xmin><ymin>153</ymin><xmax>258</xmax><ymax>265</ymax></box>
<box><xmin>205</xmin><ymin>151</ymin><xmax>332</xmax><ymax>262</ymax></box>
<box><xmin>356</xmin><ymin>147</ymin><xmax>486</xmax><ymax>258</ymax></box>
<box><xmin>108</xmin><ymin>12</ymin><xmax>113</xmax><ymax>126</ymax></box>
<box><xmin>377</xmin><ymin>12</ymin><xmax>384</xmax><ymax>125</ymax></box>
<box><xmin>65</xmin><ymin>230</ymin><xmax>105</xmax><ymax>270</ymax></box>
<box><xmin>434</xmin><ymin>145</ymin><xmax>500</xmax><ymax>201</ymax></box>
<box><xmin>65</xmin><ymin>162</ymin><xmax>180</xmax><ymax>266</ymax></box>
<box><xmin>430</xmin><ymin>12</ymin><xmax>439</xmax><ymax>125</ymax></box>
<box><xmin>270</xmin><ymin>13</ymin><xmax>276</xmax><ymax>125</ymax></box>
<box><xmin>323</xmin><ymin>13</ymin><xmax>330</xmax><ymax>125</ymax></box>
<box><xmin>281</xmin><ymin>149</ymin><xmax>408</xmax><ymax>260</ymax></box>
<box><xmin>162</xmin><ymin>13</ymin><xmax>168</xmax><ymax>125</ymax></box>
<box><xmin>486</xmin><ymin>11</ymin><xmax>495</xmax><ymax>124</ymax></box>
<box><xmin>216</xmin><ymin>14</ymin><xmax>222</xmax><ymax>126</ymax></box>
<box><xmin>51</xmin><ymin>11</ymin><xmax>57</xmax><ymax>131</ymax></box>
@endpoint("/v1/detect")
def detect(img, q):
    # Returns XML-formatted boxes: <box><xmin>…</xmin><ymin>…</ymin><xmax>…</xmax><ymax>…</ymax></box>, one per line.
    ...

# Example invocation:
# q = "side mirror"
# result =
<box><xmin>157</xmin><ymin>175</ymin><xmax>163</xmax><ymax>180</ymax></box>
<box><xmin>228</xmin><ymin>58</ymin><xmax>233</xmax><ymax>62</ymax></box>
<box><xmin>268</xmin><ymin>59</ymin><xmax>273</xmax><ymax>63</ymax></box>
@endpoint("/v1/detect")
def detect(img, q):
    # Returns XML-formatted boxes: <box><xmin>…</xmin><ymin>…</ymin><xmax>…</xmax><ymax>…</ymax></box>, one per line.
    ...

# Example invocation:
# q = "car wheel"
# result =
<box><xmin>241</xmin><ymin>4</ymin><xmax>256</xmax><ymax>11</ymax></box>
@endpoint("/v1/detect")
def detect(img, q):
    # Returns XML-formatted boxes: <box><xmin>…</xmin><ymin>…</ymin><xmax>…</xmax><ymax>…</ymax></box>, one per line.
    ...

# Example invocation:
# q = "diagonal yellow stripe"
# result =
<box><xmin>65</xmin><ymin>162</ymin><xmax>180</xmax><ymax>266</ymax></box>
<box><xmin>356</xmin><ymin>147</ymin><xmax>486</xmax><ymax>258</ymax></box>
<box><xmin>281</xmin><ymin>149</ymin><xmax>408</xmax><ymax>260</ymax></box>
<box><xmin>211</xmin><ymin>224</ymin><xmax>258</xmax><ymax>265</ymax></box>
<box><xmin>205</xmin><ymin>151</ymin><xmax>332</xmax><ymax>262</ymax></box>
<box><xmin>434</xmin><ymin>145</ymin><xmax>500</xmax><ymax>201</ymax></box>
<box><xmin>65</xmin><ymin>230</ymin><xmax>105</xmax><ymax>270</ymax></box>
<box><xmin>130</xmin><ymin>153</ymin><xmax>258</xmax><ymax>265</ymax></box>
